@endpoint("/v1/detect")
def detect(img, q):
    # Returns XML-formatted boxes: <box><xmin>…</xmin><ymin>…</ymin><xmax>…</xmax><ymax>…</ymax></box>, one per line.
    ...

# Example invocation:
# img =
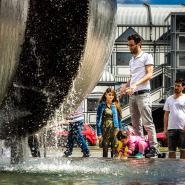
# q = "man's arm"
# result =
<box><xmin>163</xmin><ymin>111</ymin><xmax>169</xmax><ymax>138</ymax></box>
<box><xmin>120</xmin><ymin>80</ymin><xmax>131</xmax><ymax>98</ymax></box>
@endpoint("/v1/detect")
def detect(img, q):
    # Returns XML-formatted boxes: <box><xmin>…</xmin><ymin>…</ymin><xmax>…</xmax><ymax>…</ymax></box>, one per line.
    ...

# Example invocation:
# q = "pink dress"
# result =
<box><xmin>120</xmin><ymin>135</ymin><xmax>149</xmax><ymax>155</ymax></box>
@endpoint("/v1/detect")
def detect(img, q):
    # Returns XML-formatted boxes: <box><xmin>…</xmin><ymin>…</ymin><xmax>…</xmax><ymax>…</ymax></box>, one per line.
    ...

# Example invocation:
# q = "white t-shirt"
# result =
<box><xmin>163</xmin><ymin>94</ymin><xmax>185</xmax><ymax>130</ymax></box>
<box><xmin>130</xmin><ymin>51</ymin><xmax>154</xmax><ymax>92</ymax></box>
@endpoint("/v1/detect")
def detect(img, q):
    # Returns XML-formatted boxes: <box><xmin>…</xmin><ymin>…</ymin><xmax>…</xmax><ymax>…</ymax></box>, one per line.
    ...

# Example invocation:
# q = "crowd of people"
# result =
<box><xmin>96</xmin><ymin>87</ymin><xmax>155</xmax><ymax>159</ymax></box>
<box><xmin>1</xmin><ymin>34</ymin><xmax>184</xmax><ymax>159</ymax></box>
<box><xmin>95</xmin><ymin>34</ymin><xmax>185</xmax><ymax>159</ymax></box>
<box><xmin>62</xmin><ymin>34</ymin><xmax>185</xmax><ymax>159</ymax></box>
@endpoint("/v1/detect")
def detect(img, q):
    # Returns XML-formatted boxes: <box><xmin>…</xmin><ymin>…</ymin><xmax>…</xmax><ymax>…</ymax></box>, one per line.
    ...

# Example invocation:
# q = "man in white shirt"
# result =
<box><xmin>120</xmin><ymin>34</ymin><xmax>158</xmax><ymax>158</ymax></box>
<box><xmin>163</xmin><ymin>79</ymin><xmax>185</xmax><ymax>159</ymax></box>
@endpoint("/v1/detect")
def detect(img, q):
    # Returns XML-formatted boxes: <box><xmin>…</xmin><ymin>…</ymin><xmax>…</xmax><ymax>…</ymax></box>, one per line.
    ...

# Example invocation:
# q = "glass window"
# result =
<box><xmin>151</xmin><ymin>75</ymin><xmax>162</xmax><ymax>91</ymax></box>
<box><xmin>164</xmin><ymin>76</ymin><xmax>171</xmax><ymax>89</ymax></box>
<box><xmin>176</xmin><ymin>70</ymin><xmax>185</xmax><ymax>93</ymax></box>
<box><xmin>179</xmin><ymin>36</ymin><xmax>185</xmax><ymax>50</ymax></box>
<box><xmin>179</xmin><ymin>52</ymin><xmax>185</xmax><ymax>66</ymax></box>
<box><xmin>89</xmin><ymin>124</ymin><xmax>96</xmax><ymax>131</ymax></box>
<box><xmin>81</xmin><ymin>125</ymin><xmax>86</xmax><ymax>131</ymax></box>
<box><xmin>176</xmin><ymin>70</ymin><xmax>185</xmax><ymax>80</ymax></box>
<box><xmin>87</xmin><ymin>98</ymin><xmax>99</xmax><ymax>111</ymax></box>
<box><xmin>116</xmin><ymin>52</ymin><xmax>132</xmax><ymax>65</ymax></box>
<box><xmin>166</xmin><ymin>52</ymin><xmax>171</xmax><ymax>66</ymax></box>
<box><xmin>87</xmin><ymin>124</ymin><xmax>95</xmax><ymax>131</ymax></box>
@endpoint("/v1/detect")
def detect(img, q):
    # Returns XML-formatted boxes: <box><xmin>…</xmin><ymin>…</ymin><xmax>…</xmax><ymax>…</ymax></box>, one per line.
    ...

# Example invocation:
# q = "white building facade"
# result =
<box><xmin>83</xmin><ymin>4</ymin><xmax>185</xmax><ymax>130</ymax></box>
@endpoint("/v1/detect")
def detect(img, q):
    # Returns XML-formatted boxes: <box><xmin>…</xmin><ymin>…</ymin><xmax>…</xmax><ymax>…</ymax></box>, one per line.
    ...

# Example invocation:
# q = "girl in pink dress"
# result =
<box><xmin>117</xmin><ymin>130</ymin><xmax>149</xmax><ymax>158</ymax></box>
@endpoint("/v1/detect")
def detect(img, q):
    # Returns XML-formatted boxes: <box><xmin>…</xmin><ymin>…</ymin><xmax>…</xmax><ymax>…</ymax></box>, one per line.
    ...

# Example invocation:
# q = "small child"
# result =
<box><xmin>116</xmin><ymin>130</ymin><xmax>149</xmax><ymax>158</ymax></box>
<box><xmin>63</xmin><ymin>104</ymin><xmax>90</xmax><ymax>157</ymax></box>
<box><xmin>115</xmin><ymin>140</ymin><xmax>128</xmax><ymax>158</ymax></box>
<box><xmin>115</xmin><ymin>124</ymin><xmax>134</xmax><ymax>158</ymax></box>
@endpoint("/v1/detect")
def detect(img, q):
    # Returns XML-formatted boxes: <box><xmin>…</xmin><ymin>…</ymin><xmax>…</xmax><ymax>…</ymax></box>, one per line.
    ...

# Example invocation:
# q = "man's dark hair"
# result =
<box><xmin>127</xmin><ymin>34</ymin><xmax>141</xmax><ymax>45</ymax></box>
<box><xmin>175</xmin><ymin>79</ymin><xmax>185</xmax><ymax>86</ymax></box>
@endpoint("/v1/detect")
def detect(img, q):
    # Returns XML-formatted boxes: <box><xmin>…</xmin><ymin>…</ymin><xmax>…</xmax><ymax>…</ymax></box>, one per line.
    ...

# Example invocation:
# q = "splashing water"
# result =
<box><xmin>0</xmin><ymin>157</ymin><xmax>185</xmax><ymax>184</ymax></box>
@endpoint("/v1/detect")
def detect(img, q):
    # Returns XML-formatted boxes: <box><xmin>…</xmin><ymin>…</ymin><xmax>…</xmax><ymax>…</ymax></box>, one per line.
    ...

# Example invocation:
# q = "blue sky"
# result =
<box><xmin>117</xmin><ymin>0</ymin><xmax>185</xmax><ymax>5</ymax></box>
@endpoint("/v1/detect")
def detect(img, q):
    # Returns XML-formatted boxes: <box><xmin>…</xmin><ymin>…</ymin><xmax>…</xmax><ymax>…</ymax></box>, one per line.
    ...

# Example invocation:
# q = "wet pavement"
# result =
<box><xmin>40</xmin><ymin>146</ymin><xmax>178</xmax><ymax>159</ymax></box>
<box><xmin>40</xmin><ymin>146</ymin><xmax>103</xmax><ymax>158</ymax></box>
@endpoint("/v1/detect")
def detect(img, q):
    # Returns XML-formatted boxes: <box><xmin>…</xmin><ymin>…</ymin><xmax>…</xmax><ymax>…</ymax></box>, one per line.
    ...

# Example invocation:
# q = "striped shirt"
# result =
<box><xmin>68</xmin><ymin>104</ymin><xmax>84</xmax><ymax>123</ymax></box>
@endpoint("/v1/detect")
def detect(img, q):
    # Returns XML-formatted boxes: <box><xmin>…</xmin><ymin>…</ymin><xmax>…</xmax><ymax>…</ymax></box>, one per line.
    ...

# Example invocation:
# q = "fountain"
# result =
<box><xmin>0</xmin><ymin>0</ymin><xmax>117</xmax><ymax>139</ymax></box>
<box><xmin>1</xmin><ymin>0</ymin><xmax>185</xmax><ymax>184</ymax></box>
<box><xmin>0</xmin><ymin>157</ymin><xmax>185</xmax><ymax>184</ymax></box>
<box><xmin>0</xmin><ymin>0</ymin><xmax>117</xmax><ymax>163</ymax></box>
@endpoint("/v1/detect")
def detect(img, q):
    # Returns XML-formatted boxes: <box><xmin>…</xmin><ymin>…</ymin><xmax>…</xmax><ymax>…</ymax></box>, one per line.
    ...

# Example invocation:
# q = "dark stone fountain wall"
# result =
<box><xmin>0</xmin><ymin>0</ymin><xmax>89</xmax><ymax>138</ymax></box>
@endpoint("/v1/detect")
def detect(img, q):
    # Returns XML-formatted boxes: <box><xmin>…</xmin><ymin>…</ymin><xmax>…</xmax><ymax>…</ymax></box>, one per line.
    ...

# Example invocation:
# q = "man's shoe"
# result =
<box><xmin>132</xmin><ymin>152</ymin><xmax>144</xmax><ymax>158</ymax></box>
<box><xmin>63</xmin><ymin>151</ymin><xmax>72</xmax><ymax>157</ymax></box>
<box><xmin>83</xmin><ymin>153</ymin><xmax>91</xmax><ymax>157</ymax></box>
<box><xmin>146</xmin><ymin>146</ymin><xmax>158</xmax><ymax>158</ymax></box>
<box><xmin>158</xmin><ymin>152</ymin><xmax>166</xmax><ymax>158</ymax></box>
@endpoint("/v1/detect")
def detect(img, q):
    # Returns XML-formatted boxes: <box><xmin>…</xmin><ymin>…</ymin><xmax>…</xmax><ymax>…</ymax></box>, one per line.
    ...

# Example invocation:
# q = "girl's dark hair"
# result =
<box><xmin>127</xmin><ymin>34</ymin><xmax>141</xmax><ymax>45</ymax></box>
<box><xmin>117</xmin><ymin>130</ymin><xmax>130</xmax><ymax>141</ymax></box>
<box><xmin>99</xmin><ymin>88</ymin><xmax>122</xmax><ymax>119</ymax></box>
